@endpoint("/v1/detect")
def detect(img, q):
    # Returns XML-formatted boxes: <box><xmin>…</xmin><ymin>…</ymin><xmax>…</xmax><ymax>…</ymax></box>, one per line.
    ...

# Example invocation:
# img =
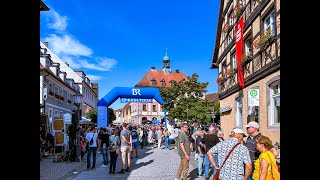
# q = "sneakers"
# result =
<box><xmin>118</xmin><ymin>169</ymin><xmax>125</xmax><ymax>174</ymax></box>
<box><xmin>90</xmin><ymin>166</ymin><xmax>96</xmax><ymax>170</ymax></box>
<box><xmin>125</xmin><ymin>167</ymin><xmax>130</xmax><ymax>172</ymax></box>
<box><xmin>101</xmin><ymin>165</ymin><xmax>107</xmax><ymax>167</ymax></box>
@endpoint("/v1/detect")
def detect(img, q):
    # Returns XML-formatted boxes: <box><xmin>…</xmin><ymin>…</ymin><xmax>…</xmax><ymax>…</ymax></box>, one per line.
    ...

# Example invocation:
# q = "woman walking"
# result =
<box><xmin>109</xmin><ymin>129</ymin><xmax>120</xmax><ymax>174</ymax></box>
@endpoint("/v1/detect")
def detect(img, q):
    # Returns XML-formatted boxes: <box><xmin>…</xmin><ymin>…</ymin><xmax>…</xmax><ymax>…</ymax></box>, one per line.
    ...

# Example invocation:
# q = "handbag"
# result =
<box><xmin>265</xmin><ymin>152</ymin><xmax>280</xmax><ymax>180</ymax></box>
<box><xmin>213</xmin><ymin>143</ymin><xmax>240</xmax><ymax>180</ymax></box>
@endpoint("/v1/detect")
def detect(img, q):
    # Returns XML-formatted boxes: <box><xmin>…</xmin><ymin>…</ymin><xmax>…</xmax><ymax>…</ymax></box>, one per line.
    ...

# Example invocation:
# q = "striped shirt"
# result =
<box><xmin>209</xmin><ymin>138</ymin><xmax>251</xmax><ymax>180</ymax></box>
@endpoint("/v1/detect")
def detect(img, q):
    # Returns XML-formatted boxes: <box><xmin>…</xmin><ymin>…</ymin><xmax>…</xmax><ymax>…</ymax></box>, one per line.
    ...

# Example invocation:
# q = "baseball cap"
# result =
<box><xmin>245</xmin><ymin>121</ymin><xmax>260</xmax><ymax>129</ymax></box>
<box><xmin>231</xmin><ymin>128</ymin><xmax>247</xmax><ymax>137</ymax></box>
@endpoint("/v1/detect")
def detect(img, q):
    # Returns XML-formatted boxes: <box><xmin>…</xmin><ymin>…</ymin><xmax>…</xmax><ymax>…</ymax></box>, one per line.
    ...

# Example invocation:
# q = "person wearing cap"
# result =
<box><xmin>244</xmin><ymin>121</ymin><xmax>278</xmax><ymax>180</ymax></box>
<box><xmin>207</xmin><ymin>128</ymin><xmax>252</xmax><ymax>180</ymax></box>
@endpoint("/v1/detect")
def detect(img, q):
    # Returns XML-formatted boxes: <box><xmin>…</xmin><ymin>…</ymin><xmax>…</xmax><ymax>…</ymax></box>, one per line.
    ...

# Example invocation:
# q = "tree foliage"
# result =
<box><xmin>87</xmin><ymin>108</ymin><xmax>97</xmax><ymax>124</ymax></box>
<box><xmin>160</xmin><ymin>73</ymin><xmax>212</xmax><ymax>124</ymax></box>
<box><xmin>108</xmin><ymin>107</ymin><xmax>116</xmax><ymax>124</ymax></box>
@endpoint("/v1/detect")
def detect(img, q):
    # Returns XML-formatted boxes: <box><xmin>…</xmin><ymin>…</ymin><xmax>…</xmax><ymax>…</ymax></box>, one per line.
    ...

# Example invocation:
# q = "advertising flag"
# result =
<box><xmin>235</xmin><ymin>16</ymin><xmax>245</xmax><ymax>89</ymax></box>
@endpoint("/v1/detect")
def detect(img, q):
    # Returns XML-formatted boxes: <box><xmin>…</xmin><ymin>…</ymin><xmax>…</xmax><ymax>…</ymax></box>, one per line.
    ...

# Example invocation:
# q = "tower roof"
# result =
<box><xmin>163</xmin><ymin>48</ymin><xmax>170</xmax><ymax>61</ymax></box>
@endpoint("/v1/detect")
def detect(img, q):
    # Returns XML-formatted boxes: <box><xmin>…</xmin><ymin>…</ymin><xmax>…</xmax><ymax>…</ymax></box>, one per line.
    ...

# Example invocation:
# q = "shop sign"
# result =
<box><xmin>220</xmin><ymin>105</ymin><xmax>232</xmax><ymax>114</ymax></box>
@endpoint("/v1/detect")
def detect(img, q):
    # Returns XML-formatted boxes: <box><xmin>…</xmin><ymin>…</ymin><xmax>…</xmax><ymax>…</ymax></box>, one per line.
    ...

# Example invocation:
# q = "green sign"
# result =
<box><xmin>250</xmin><ymin>89</ymin><xmax>258</xmax><ymax>97</ymax></box>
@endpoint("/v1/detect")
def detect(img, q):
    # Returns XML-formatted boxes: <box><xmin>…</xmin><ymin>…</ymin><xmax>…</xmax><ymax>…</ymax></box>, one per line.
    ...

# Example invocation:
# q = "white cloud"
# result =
<box><xmin>79</xmin><ymin>57</ymin><xmax>117</xmax><ymax>71</ymax></box>
<box><xmin>46</xmin><ymin>9</ymin><xmax>68</xmax><ymax>32</ymax></box>
<box><xmin>86</xmin><ymin>75</ymin><xmax>104</xmax><ymax>81</ymax></box>
<box><xmin>44</xmin><ymin>34</ymin><xmax>93</xmax><ymax>57</ymax></box>
<box><xmin>60</xmin><ymin>55</ymin><xmax>82</xmax><ymax>69</ymax></box>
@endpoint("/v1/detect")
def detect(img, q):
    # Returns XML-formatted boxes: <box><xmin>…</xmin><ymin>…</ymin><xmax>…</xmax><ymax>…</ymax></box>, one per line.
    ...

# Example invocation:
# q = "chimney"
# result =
<box><xmin>44</xmin><ymin>42</ymin><xmax>48</xmax><ymax>47</ymax></box>
<box><xmin>151</xmin><ymin>66</ymin><xmax>155</xmax><ymax>70</ymax></box>
<box><xmin>176</xmin><ymin>69</ymin><xmax>180</xmax><ymax>73</ymax></box>
<box><xmin>65</xmin><ymin>62</ymin><xmax>69</xmax><ymax>67</ymax></box>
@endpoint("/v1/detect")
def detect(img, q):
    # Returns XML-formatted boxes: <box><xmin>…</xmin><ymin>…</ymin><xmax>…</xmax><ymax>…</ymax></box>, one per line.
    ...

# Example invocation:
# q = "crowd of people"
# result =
<box><xmin>40</xmin><ymin>120</ymin><xmax>280</xmax><ymax>180</ymax></box>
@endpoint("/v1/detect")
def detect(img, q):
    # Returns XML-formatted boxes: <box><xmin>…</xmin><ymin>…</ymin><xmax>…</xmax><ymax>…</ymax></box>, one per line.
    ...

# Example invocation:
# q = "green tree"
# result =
<box><xmin>160</xmin><ymin>73</ymin><xmax>212</xmax><ymax>124</ymax></box>
<box><xmin>108</xmin><ymin>108</ymin><xmax>116</xmax><ymax>124</ymax></box>
<box><xmin>87</xmin><ymin>108</ymin><xmax>97</xmax><ymax>124</ymax></box>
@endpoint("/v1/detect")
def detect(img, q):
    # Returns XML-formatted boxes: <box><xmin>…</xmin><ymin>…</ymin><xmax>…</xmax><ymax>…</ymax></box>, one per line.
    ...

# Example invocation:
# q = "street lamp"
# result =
<box><xmin>73</xmin><ymin>92</ymin><xmax>83</xmax><ymax>162</ymax></box>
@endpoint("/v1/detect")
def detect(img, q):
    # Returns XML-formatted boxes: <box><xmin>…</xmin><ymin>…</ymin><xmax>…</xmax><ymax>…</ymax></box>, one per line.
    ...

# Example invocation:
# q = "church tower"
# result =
<box><xmin>162</xmin><ymin>48</ymin><xmax>171</xmax><ymax>74</ymax></box>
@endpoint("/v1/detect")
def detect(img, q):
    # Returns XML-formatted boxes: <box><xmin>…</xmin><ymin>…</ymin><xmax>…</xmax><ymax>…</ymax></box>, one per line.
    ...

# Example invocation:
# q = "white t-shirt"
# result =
<box><xmin>85</xmin><ymin>132</ymin><xmax>98</xmax><ymax>147</ymax></box>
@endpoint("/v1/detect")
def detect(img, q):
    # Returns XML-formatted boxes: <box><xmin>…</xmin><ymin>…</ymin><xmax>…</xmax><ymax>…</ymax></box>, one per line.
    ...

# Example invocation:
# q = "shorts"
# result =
<box><xmin>120</xmin><ymin>146</ymin><xmax>131</xmax><ymax>159</ymax></box>
<box><xmin>132</xmin><ymin>141</ymin><xmax>138</xmax><ymax>148</ymax></box>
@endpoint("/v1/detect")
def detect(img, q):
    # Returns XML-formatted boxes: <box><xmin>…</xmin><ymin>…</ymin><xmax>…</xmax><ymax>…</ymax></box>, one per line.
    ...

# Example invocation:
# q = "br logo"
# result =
<box><xmin>250</xmin><ymin>89</ymin><xmax>258</xmax><ymax>97</ymax></box>
<box><xmin>132</xmin><ymin>89</ymin><xmax>141</xmax><ymax>95</ymax></box>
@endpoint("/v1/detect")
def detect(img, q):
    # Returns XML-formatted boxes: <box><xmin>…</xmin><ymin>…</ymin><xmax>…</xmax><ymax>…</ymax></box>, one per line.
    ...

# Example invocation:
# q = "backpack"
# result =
<box><xmin>131</xmin><ymin>130</ymin><xmax>138</xmax><ymax>139</ymax></box>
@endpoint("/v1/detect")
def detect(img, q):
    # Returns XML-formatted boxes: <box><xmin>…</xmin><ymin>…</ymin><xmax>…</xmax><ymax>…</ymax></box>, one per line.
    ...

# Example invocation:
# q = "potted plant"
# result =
<box><xmin>232</xmin><ymin>3</ymin><xmax>244</xmax><ymax>20</ymax></box>
<box><xmin>240</xmin><ymin>54</ymin><xmax>253</xmax><ymax>66</ymax></box>
<box><xmin>223</xmin><ymin>22</ymin><xmax>231</xmax><ymax>33</ymax></box>
<box><xmin>216</xmin><ymin>77</ymin><xmax>225</xmax><ymax>85</ymax></box>
<box><xmin>255</xmin><ymin>30</ymin><xmax>273</xmax><ymax>49</ymax></box>
<box><xmin>226</xmin><ymin>68</ymin><xmax>235</xmax><ymax>76</ymax></box>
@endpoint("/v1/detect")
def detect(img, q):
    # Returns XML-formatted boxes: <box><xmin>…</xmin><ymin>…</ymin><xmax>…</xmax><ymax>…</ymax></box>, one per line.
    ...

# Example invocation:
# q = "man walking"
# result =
<box><xmin>200</xmin><ymin>126</ymin><xmax>220</xmax><ymax>180</ymax></box>
<box><xmin>207</xmin><ymin>128</ymin><xmax>252</xmax><ymax>180</ymax></box>
<box><xmin>85</xmin><ymin>126</ymin><xmax>98</xmax><ymax>170</ymax></box>
<box><xmin>175</xmin><ymin>123</ymin><xmax>191</xmax><ymax>180</ymax></box>
<box><xmin>118</xmin><ymin>123</ymin><xmax>132</xmax><ymax>174</ymax></box>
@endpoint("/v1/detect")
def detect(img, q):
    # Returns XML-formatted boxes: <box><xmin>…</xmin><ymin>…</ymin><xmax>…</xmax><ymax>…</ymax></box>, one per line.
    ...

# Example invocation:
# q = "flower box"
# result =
<box><xmin>223</xmin><ymin>23</ymin><xmax>231</xmax><ymax>33</ymax></box>
<box><xmin>240</xmin><ymin>54</ymin><xmax>253</xmax><ymax>66</ymax></box>
<box><xmin>216</xmin><ymin>77</ymin><xmax>226</xmax><ymax>85</ymax></box>
<box><xmin>232</xmin><ymin>4</ymin><xmax>244</xmax><ymax>20</ymax></box>
<box><xmin>255</xmin><ymin>30</ymin><xmax>275</xmax><ymax>50</ymax></box>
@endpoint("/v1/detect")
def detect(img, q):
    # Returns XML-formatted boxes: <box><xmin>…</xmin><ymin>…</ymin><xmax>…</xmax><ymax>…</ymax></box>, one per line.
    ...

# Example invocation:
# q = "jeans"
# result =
<box><xmin>100</xmin><ymin>146</ymin><xmax>109</xmax><ymax>165</ymax></box>
<box><xmin>198</xmin><ymin>155</ymin><xmax>204</xmax><ymax>175</ymax></box>
<box><xmin>165</xmin><ymin>137</ymin><xmax>170</xmax><ymax>150</ymax></box>
<box><xmin>204</xmin><ymin>154</ymin><xmax>219</xmax><ymax>178</ymax></box>
<box><xmin>87</xmin><ymin>147</ymin><xmax>97</xmax><ymax>169</ymax></box>
<box><xmin>109</xmin><ymin>151</ymin><xmax>118</xmax><ymax>173</ymax></box>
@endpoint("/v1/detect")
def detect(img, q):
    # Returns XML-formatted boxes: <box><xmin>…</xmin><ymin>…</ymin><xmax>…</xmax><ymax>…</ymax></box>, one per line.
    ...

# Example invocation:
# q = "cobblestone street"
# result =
<box><xmin>40</xmin><ymin>146</ymin><xmax>216</xmax><ymax>180</ymax></box>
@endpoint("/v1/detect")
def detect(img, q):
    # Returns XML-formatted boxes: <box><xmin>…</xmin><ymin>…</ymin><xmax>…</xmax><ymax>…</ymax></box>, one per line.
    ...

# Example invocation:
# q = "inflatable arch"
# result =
<box><xmin>97</xmin><ymin>87</ymin><xmax>166</xmax><ymax>128</ymax></box>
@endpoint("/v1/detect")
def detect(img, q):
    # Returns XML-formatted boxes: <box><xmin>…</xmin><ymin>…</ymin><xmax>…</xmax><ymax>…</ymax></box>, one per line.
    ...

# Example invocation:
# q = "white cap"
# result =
<box><xmin>231</xmin><ymin>128</ymin><xmax>247</xmax><ymax>137</ymax></box>
<box><xmin>245</xmin><ymin>121</ymin><xmax>260</xmax><ymax>129</ymax></box>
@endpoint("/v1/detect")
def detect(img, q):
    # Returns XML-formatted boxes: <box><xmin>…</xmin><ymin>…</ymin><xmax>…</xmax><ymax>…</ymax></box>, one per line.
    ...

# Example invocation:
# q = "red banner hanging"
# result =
<box><xmin>235</xmin><ymin>16</ymin><xmax>245</xmax><ymax>89</ymax></box>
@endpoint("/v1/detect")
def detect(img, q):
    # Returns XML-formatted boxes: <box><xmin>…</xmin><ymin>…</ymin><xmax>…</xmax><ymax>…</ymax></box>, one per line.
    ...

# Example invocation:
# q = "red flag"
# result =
<box><xmin>235</xmin><ymin>16</ymin><xmax>245</xmax><ymax>89</ymax></box>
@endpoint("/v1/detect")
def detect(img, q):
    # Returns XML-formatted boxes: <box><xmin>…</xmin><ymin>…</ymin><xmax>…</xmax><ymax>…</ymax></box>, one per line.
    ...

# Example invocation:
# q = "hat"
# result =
<box><xmin>231</xmin><ymin>128</ymin><xmax>247</xmax><ymax>137</ymax></box>
<box><xmin>245</xmin><ymin>121</ymin><xmax>260</xmax><ymax>129</ymax></box>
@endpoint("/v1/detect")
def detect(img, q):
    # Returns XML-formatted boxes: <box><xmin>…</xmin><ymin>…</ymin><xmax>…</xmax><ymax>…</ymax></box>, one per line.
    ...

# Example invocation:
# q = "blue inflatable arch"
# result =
<box><xmin>97</xmin><ymin>87</ymin><xmax>166</xmax><ymax>128</ymax></box>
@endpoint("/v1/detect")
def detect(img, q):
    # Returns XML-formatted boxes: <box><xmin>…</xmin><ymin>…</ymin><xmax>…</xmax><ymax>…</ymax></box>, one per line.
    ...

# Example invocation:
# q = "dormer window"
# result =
<box><xmin>160</xmin><ymin>79</ymin><xmax>166</xmax><ymax>87</ymax></box>
<box><xmin>169</xmin><ymin>80</ymin><xmax>175</xmax><ymax>87</ymax></box>
<box><xmin>151</xmin><ymin>78</ymin><xmax>157</xmax><ymax>86</ymax></box>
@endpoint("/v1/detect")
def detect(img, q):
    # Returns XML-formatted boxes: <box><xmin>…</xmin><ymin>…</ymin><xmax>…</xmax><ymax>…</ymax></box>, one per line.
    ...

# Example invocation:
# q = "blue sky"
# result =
<box><xmin>40</xmin><ymin>0</ymin><xmax>220</xmax><ymax>110</ymax></box>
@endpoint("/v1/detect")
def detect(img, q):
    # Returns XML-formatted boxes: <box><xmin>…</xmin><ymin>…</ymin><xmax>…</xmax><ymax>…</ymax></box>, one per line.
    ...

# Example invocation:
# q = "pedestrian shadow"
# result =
<box><xmin>187</xmin><ymin>168</ymin><xmax>199</xmax><ymax>180</ymax></box>
<box><xmin>131</xmin><ymin>159</ymin><xmax>154</xmax><ymax>171</ymax></box>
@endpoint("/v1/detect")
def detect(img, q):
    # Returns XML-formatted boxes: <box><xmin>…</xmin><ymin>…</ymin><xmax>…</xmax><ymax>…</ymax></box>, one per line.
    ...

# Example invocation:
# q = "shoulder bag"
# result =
<box><xmin>265</xmin><ymin>152</ymin><xmax>280</xmax><ymax>180</ymax></box>
<box><xmin>213</xmin><ymin>143</ymin><xmax>240</xmax><ymax>180</ymax></box>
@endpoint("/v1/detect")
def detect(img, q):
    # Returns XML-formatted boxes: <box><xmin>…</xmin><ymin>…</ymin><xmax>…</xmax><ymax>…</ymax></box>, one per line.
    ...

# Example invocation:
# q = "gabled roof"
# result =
<box><xmin>205</xmin><ymin>93</ymin><xmax>219</xmax><ymax>103</ymax></box>
<box><xmin>210</xmin><ymin>0</ymin><xmax>225</xmax><ymax>69</ymax></box>
<box><xmin>135</xmin><ymin>69</ymin><xmax>187</xmax><ymax>88</ymax></box>
<box><xmin>40</xmin><ymin>0</ymin><xmax>50</xmax><ymax>11</ymax></box>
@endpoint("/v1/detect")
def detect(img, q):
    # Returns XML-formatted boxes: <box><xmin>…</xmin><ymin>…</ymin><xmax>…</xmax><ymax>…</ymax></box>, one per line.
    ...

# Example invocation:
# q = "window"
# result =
<box><xmin>234</xmin><ymin>95</ymin><xmax>243</xmax><ymax>128</ymax></box>
<box><xmin>268</xmin><ymin>79</ymin><xmax>280</xmax><ymax>127</ymax></box>
<box><xmin>170</xmin><ymin>80</ymin><xmax>175</xmax><ymax>87</ymax></box>
<box><xmin>67</xmin><ymin>93</ymin><xmax>71</xmax><ymax>103</ymax></box>
<box><xmin>247</xmin><ymin>87</ymin><xmax>260</xmax><ymax>124</ymax></box>
<box><xmin>152</xmin><ymin>105</ymin><xmax>157</xmax><ymax>112</ymax></box>
<box><xmin>48</xmin><ymin>108</ymin><xmax>53</xmax><ymax>118</ymax></box>
<box><xmin>54</xmin><ymin>110</ymin><xmax>59</xmax><ymax>116</ymax></box>
<box><xmin>54</xmin><ymin>85</ymin><xmax>59</xmax><ymax>98</ymax></box>
<box><xmin>151</xmin><ymin>79</ymin><xmax>157</xmax><ymax>86</ymax></box>
<box><xmin>60</xmin><ymin>111</ymin><xmax>63</xmax><ymax>116</ymax></box>
<box><xmin>264</xmin><ymin>10</ymin><xmax>276</xmax><ymax>36</ymax></box>
<box><xmin>60</xmin><ymin>88</ymin><xmax>63</xmax><ymax>97</ymax></box>
<box><xmin>228</xmin><ymin>10</ymin><xmax>234</xmax><ymax>26</ymax></box>
<box><xmin>231</xmin><ymin>52</ymin><xmax>237</xmax><ymax>69</ymax></box>
<box><xmin>244</xmin><ymin>37</ymin><xmax>252</xmax><ymax>56</ymax></box>
<box><xmin>222</xmin><ymin>61</ymin><xmax>227</xmax><ymax>77</ymax></box>
<box><xmin>142</xmin><ymin>104</ymin><xmax>147</xmax><ymax>111</ymax></box>
<box><xmin>161</xmin><ymin>80</ymin><xmax>166</xmax><ymax>87</ymax></box>
<box><xmin>48</xmin><ymin>82</ymin><xmax>53</xmax><ymax>93</ymax></box>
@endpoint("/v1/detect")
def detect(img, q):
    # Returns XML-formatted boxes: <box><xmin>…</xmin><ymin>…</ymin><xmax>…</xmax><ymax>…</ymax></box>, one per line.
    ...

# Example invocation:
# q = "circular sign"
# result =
<box><xmin>250</xmin><ymin>89</ymin><xmax>258</xmax><ymax>97</ymax></box>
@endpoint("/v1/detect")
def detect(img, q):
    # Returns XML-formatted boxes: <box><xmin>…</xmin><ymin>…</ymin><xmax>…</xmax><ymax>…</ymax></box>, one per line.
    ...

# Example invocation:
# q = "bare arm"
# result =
<box><xmin>259</xmin><ymin>159</ymin><xmax>268</xmax><ymax>180</ymax></box>
<box><xmin>191</xmin><ymin>132</ymin><xmax>197</xmax><ymax>141</ymax></box>
<box><xmin>180</xmin><ymin>142</ymin><xmax>190</xmax><ymax>161</ymax></box>
<box><xmin>244</xmin><ymin>162</ymin><xmax>252</xmax><ymax>180</ymax></box>
<box><xmin>197</xmin><ymin>144</ymin><xmax>203</xmax><ymax>157</ymax></box>
<box><xmin>207</xmin><ymin>150</ymin><xmax>219</xmax><ymax>170</ymax></box>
